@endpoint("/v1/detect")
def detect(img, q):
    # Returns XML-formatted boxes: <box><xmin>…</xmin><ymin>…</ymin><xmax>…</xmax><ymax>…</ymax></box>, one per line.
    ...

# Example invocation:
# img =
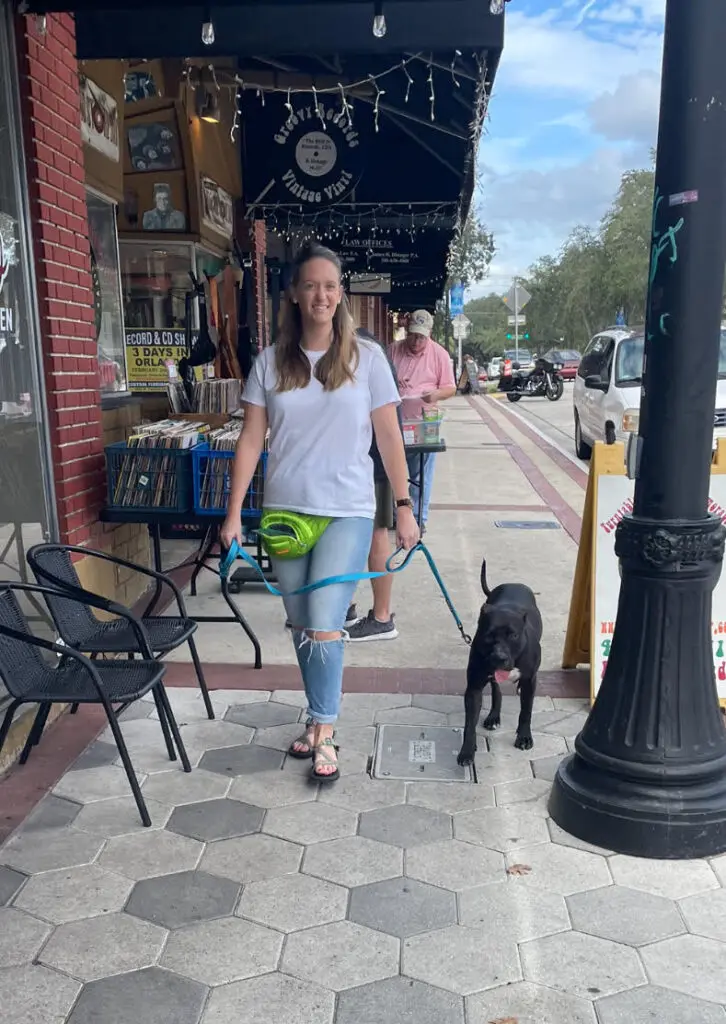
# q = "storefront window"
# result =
<box><xmin>0</xmin><ymin>7</ymin><xmax>56</xmax><ymax>649</ymax></box>
<box><xmin>86</xmin><ymin>190</ymin><xmax>128</xmax><ymax>394</ymax></box>
<box><xmin>196</xmin><ymin>249</ymin><xmax>224</xmax><ymax>282</ymax></box>
<box><xmin>120</xmin><ymin>241</ymin><xmax>197</xmax><ymax>392</ymax></box>
<box><xmin>120</xmin><ymin>240</ymin><xmax>195</xmax><ymax>331</ymax></box>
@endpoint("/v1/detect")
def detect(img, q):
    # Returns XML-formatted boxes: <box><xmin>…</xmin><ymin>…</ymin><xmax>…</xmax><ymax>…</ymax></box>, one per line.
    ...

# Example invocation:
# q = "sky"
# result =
<box><xmin>472</xmin><ymin>0</ymin><xmax>666</xmax><ymax>299</ymax></box>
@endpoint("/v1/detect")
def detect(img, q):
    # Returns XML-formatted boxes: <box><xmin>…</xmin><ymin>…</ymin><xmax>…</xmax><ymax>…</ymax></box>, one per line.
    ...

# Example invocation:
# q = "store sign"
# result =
<box><xmin>125</xmin><ymin>328</ymin><xmax>198</xmax><ymax>392</ymax></box>
<box><xmin>594</xmin><ymin>474</ymin><xmax>726</xmax><ymax>700</ymax></box>
<box><xmin>339</xmin><ymin>239</ymin><xmax>416</xmax><ymax>268</ymax></box>
<box><xmin>243</xmin><ymin>94</ymin><xmax>365</xmax><ymax>209</ymax></box>
<box><xmin>80</xmin><ymin>77</ymin><xmax>120</xmax><ymax>162</ymax></box>
<box><xmin>201</xmin><ymin>177</ymin><xmax>234</xmax><ymax>238</ymax></box>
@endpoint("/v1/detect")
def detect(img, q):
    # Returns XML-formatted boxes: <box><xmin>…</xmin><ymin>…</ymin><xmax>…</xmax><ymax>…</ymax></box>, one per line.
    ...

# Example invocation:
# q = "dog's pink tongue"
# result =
<box><xmin>494</xmin><ymin>669</ymin><xmax>511</xmax><ymax>684</ymax></box>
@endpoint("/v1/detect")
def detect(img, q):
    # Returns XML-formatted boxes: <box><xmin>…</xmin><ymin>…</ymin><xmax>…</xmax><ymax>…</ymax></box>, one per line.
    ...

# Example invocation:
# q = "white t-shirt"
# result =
<box><xmin>242</xmin><ymin>339</ymin><xmax>400</xmax><ymax>518</ymax></box>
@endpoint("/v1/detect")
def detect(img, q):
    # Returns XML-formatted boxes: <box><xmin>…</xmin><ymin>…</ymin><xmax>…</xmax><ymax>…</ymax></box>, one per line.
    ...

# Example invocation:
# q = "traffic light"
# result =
<box><xmin>523</xmin><ymin>331</ymin><xmax>530</xmax><ymax>340</ymax></box>
<box><xmin>506</xmin><ymin>332</ymin><xmax>513</xmax><ymax>340</ymax></box>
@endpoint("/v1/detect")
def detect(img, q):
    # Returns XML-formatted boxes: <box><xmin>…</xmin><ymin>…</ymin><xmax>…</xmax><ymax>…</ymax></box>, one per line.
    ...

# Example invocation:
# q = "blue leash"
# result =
<box><xmin>219</xmin><ymin>539</ymin><xmax>472</xmax><ymax>645</ymax></box>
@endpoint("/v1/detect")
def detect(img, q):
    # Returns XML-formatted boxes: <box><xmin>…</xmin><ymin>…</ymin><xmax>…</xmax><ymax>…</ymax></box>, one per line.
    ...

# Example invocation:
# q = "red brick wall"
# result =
<box><xmin>251</xmin><ymin>219</ymin><xmax>267</xmax><ymax>349</ymax></box>
<box><xmin>15</xmin><ymin>12</ymin><xmax>104</xmax><ymax>547</ymax></box>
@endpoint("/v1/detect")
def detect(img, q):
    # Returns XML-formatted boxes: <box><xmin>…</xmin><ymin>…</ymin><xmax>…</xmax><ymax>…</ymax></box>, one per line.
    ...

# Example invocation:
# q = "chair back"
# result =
<box><xmin>27</xmin><ymin>545</ymin><xmax>99</xmax><ymax>647</ymax></box>
<box><xmin>0</xmin><ymin>589</ymin><xmax>47</xmax><ymax>699</ymax></box>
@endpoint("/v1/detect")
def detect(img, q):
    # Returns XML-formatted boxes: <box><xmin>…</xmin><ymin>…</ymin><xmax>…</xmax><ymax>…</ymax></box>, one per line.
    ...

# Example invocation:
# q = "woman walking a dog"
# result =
<box><xmin>221</xmin><ymin>242</ymin><xmax>419</xmax><ymax>782</ymax></box>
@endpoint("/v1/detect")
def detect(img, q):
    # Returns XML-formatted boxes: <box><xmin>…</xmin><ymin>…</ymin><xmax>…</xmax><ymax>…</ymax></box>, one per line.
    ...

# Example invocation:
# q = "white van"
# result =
<box><xmin>573</xmin><ymin>326</ymin><xmax>726</xmax><ymax>458</ymax></box>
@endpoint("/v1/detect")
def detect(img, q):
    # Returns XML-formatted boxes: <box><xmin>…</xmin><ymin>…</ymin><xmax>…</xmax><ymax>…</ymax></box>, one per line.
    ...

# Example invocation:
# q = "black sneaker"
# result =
<box><xmin>286</xmin><ymin>604</ymin><xmax>358</xmax><ymax>630</ymax></box>
<box><xmin>346</xmin><ymin>610</ymin><xmax>399</xmax><ymax>642</ymax></box>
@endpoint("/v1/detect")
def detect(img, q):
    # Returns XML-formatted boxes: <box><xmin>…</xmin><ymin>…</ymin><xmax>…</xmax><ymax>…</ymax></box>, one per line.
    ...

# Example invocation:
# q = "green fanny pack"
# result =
<box><xmin>258</xmin><ymin>509</ymin><xmax>332</xmax><ymax>560</ymax></box>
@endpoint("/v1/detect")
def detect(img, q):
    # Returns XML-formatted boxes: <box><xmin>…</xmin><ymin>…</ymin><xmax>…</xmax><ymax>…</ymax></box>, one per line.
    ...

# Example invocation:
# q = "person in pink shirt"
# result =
<box><xmin>389</xmin><ymin>309</ymin><xmax>456</xmax><ymax>528</ymax></box>
<box><xmin>348</xmin><ymin>310</ymin><xmax>455</xmax><ymax>643</ymax></box>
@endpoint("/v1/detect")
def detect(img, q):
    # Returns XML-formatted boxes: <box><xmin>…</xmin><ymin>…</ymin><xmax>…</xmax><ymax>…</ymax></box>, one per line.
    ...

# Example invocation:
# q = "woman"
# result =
<box><xmin>221</xmin><ymin>242</ymin><xmax>419</xmax><ymax>782</ymax></box>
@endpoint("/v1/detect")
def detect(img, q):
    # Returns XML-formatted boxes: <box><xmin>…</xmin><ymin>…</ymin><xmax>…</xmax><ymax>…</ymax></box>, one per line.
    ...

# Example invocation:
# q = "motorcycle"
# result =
<box><xmin>498</xmin><ymin>357</ymin><xmax>565</xmax><ymax>403</ymax></box>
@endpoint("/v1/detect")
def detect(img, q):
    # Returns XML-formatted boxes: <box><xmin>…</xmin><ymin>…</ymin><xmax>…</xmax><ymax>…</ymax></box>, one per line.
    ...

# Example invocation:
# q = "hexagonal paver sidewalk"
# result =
<box><xmin>6</xmin><ymin>685</ymin><xmax>726</xmax><ymax>1023</ymax></box>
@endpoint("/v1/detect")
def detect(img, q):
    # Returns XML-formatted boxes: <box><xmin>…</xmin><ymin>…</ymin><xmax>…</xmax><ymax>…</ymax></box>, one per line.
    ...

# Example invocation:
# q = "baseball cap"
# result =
<box><xmin>408</xmin><ymin>309</ymin><xmax>434</xmax><ymax>336</ymax></box>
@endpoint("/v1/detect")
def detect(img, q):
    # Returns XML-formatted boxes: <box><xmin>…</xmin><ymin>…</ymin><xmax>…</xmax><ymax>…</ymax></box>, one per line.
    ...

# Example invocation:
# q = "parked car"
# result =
<box><xmin>543</xmin><ymin>348</ymin><xmax>580</xmax><ymax>381</ymax></box>
<box><xmin>489</xmin><ymin>357</ymin><xmax>501</xmax><ymax>378</ymax></box>
<box><xmin>504</xmin><ymin>349</ymin><xmax>535</xmax><ymax>372</ymax></box>
<box><xmin>572</xmin><ymin>326</ymin><xmax>726</xmax><ymax>459</ymax></box>
<box><xmin>478</xmin><ymin>367</ymin><xmax>488</xmax><ymax>383</ymax></box>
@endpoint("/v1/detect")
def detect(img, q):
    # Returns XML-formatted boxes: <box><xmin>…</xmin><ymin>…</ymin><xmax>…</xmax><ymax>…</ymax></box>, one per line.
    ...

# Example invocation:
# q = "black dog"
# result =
<box><xmin>457</xmin><ymin>558</ymin><xmax>542</xmax><ymax>764</ymax></box>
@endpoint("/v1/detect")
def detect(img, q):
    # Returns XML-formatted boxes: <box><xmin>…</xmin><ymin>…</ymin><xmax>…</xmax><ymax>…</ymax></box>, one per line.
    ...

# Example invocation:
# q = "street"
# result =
<box><xmin>495</xmin><ymin>382</ymin><xmax>583</xmax><ymax>466</ymax></box>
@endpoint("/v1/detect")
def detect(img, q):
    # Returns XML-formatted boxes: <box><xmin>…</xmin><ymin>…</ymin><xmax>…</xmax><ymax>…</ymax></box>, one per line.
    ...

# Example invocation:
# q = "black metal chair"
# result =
<box><xmin>27</xmin><ymin>544</ymin><xmax>214</xmax><ymax>720</ymax></box>
<box><xmin>0</xmin><ymin>582</ymin><xmax>191</xmax><ymax>827</ymax></box>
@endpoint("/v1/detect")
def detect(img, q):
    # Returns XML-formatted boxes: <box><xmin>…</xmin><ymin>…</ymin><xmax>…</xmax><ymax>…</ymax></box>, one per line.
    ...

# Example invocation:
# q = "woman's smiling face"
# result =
<box><xmin>294</xmin><ymin>257</ymin><xmax>342</xmax><ymax>327</ymax></box>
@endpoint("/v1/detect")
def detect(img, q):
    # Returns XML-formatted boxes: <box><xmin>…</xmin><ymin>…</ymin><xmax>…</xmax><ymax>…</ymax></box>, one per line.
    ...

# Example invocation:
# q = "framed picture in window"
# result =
<box><xmin>127</xmin><ymin>119</ymin><xmax>181</xmax><ymax>173</ymax></box>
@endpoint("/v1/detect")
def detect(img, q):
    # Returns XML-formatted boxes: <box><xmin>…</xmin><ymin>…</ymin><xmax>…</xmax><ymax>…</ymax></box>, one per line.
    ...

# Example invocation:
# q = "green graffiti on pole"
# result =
<box><xmin>649</xmin><ymin>188</ymin><xmax>684</xmax><ymax>286</ymax></box>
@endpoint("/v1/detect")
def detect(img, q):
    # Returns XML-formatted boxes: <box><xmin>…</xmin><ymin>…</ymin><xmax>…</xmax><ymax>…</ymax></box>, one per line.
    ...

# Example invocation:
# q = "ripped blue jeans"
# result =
<box><xmin>271</xmin><ymin>516</ymin><xmax>374</xmax><ymax>725</ymax></box>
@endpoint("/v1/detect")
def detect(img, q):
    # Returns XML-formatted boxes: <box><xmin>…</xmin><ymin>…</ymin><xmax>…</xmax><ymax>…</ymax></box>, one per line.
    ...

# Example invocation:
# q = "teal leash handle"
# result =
<box><xmin>219</xmin><ymin>539</ymin><xmax>471</xmax><ymax>645</ymax></box>
<box><xmin>220</xmin><ymin>539</ymin><xmax>416</xmax><ymax>596</ymax></box>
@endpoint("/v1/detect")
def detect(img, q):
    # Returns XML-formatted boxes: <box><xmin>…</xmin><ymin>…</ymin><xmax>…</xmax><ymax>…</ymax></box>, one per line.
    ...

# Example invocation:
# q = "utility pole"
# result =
<box><xmin>550</xmin><ymin>0</ymin><xmax>726</xmax><ymax>858</ymax></box>
<box><xmin>513</xmin><ymin>276</ymin><xmax>519</xmax><ymax>363</ymax></box>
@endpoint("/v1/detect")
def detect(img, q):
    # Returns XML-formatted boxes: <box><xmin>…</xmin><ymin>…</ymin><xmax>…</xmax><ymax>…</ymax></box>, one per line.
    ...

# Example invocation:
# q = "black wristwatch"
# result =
<box><xmin>396</xmin><ymin>498</ymin><xmax>414</xmax><ymax>511</ymax></box>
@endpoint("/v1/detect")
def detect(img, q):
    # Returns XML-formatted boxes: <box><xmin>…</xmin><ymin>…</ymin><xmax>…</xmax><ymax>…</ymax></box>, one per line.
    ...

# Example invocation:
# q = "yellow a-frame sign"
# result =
<box><xmin>562</xmin><ymin>438</ymin><xmax>726</xmax><ymax>705</ymax></box>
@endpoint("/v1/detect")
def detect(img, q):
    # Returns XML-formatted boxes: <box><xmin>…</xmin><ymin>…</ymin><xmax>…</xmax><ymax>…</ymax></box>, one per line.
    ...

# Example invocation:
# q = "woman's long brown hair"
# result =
<box><xmin>275</xmin><ymin>242</ymin><xmax>359</xmax><ymax>392</ymax></box>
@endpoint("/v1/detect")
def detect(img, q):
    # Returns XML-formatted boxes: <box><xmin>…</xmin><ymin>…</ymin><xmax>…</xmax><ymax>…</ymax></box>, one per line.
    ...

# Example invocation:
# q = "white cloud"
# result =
<box><xmin>587</xmin><ymin>70</ymin><xmax>660</xmax><ymax>142</ymax></box>
<box><xmin>473</xmin><ymin>145</ymin><xmax>649</xmax><ymax>298</ymax></box>
<box><xmin>467</xmin><ymin>2</ymin><xmax>664</xmax><ymax>300</ymax></box>
<box><xmin>499</xmin><ymin>8</ymin><xmax>663</xmax><ymax>100</ymax></box>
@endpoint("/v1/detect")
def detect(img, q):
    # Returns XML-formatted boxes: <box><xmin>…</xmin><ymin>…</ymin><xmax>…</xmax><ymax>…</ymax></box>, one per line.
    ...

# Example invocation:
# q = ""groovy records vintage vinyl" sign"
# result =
<box><xmin>245</xmin><ymin>95</ymin><xmax>365</xmax><ymax>209</ymax></box>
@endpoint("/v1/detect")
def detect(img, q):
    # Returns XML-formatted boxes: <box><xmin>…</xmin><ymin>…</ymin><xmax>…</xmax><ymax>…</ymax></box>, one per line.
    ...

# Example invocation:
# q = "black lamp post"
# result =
<box><xmin>549</xmin><ymin>0</ymin><xmax>726</xmax><ymax>859</ymax></box>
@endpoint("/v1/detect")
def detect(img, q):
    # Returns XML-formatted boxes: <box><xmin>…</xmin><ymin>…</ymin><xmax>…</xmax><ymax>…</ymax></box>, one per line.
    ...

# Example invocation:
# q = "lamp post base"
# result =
<box><xmin>549</xmin><ymin>514</ymin><xmax>726</xmax><ymax>860</ymax></box>
<box><xmin>550</xmin><ymin>753</ymin><xmax>726</xmax><ymax>859</ymax></box>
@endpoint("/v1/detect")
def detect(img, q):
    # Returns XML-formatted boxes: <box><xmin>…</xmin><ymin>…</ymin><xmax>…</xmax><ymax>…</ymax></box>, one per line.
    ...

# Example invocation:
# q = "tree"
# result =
<box><xmin>447</xmin><ymin>211</ymin><xmax>495</xmax><ymax>289</ymax></box>
<box><xmin>600</xmin><ymin>169</ymin><xmax>655</xmax><ymax>326</ymax></box>
<box><xmin>522</xmin><ymin>164</ymin><xmax>656</xmax><ymax>351</ymax></box>
<box><xmin>462</xmin><ymin>292</ymin><xmax>509</xmax><ymax>362</ymax></box>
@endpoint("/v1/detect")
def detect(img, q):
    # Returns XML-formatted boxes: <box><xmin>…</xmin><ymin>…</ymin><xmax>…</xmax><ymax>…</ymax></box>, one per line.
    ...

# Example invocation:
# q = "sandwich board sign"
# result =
<box><xmin>563</xmin><ymin>439</ymin><xmax>726</xmax><ymax>706</ymax></box>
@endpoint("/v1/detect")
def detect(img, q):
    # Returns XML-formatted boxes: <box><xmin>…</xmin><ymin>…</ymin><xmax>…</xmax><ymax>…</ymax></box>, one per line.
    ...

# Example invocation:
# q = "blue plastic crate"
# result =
<box><xmin>192</xmin><ymin>444</ymin><xmax>267</xmax><ymax>518</ymax></box>
<box><xmin>105</xmin><ymin>442</ymin><xmax>197</xmax><ymax>514</ymax></box>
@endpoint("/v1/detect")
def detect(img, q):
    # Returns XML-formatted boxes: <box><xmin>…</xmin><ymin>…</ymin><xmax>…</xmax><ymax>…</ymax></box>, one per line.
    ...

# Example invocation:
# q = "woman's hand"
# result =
<box><xmin>396</xmin><ymin>506</ymin><xmax>420</xmax><ymax>551</ymax></box>
<box><xmin>220</xmin><ymin>515</ymin><xmax>243</xmax><ymax>553</ymax></box>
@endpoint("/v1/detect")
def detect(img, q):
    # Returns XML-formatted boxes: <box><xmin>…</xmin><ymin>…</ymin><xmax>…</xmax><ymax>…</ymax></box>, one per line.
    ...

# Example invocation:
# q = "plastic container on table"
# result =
<box><xmin>402</xmin><ymin>409</ymin><xmax>444</xmax><ymax>446</ymax></box>
<box><xmin>105</xmin><ymin>441</ymin><xmax>200</xmax><ymax>514</ymax></box>
<box><xmin>192</xmin><ymin>444</ymin><xmax>267</xmax><ymax>518</ymax></box>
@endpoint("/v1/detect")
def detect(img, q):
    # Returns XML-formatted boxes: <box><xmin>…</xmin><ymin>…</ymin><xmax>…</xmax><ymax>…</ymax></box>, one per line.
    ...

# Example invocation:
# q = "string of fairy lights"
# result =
<box><xmin>182</xmin><ymin>50</ymin><xmax>486</xmax><ymax>144</ymax></box>
<box><xmin>250</xmin><ymin>202</ymin><xmax>459</xmax><ymax>243</ymax></box>
<box><xmin>188</xmin><ymin>0</ymin><xmax>508</xmax><ymax>292</ymax></box>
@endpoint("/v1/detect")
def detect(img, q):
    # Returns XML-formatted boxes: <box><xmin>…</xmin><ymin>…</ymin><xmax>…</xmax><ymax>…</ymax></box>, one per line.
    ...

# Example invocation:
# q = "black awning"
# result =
<box><xmin>23</xmin><ymin>2</ymin><xmax>504</xmax><ymax>60</ymax></box>
<box><xmin>240</xmin><ymin>43</ymin><xmax>496</xmax><ymax>301</ymax></box>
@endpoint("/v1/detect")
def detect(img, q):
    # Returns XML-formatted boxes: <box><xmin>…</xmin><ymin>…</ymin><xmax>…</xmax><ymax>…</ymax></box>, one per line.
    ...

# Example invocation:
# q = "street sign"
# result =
<box><xmin>449</xmin><ymin>282</ymin><xmax>465</xmax><ymax>316</ymax></box>
<box><xmin>507</xmin><ymin>314</ymin><xmax>526</xmax><ymax>326</ymax></box>
<box><xmin>503</xmin><ymin>282</ymin><xmax>531</xmax><ymax>311</ymax></box>
<box><xmin>452</xmin><ymin>314</ymin><xmax>470</xmax><ymax>341</ymax></box>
